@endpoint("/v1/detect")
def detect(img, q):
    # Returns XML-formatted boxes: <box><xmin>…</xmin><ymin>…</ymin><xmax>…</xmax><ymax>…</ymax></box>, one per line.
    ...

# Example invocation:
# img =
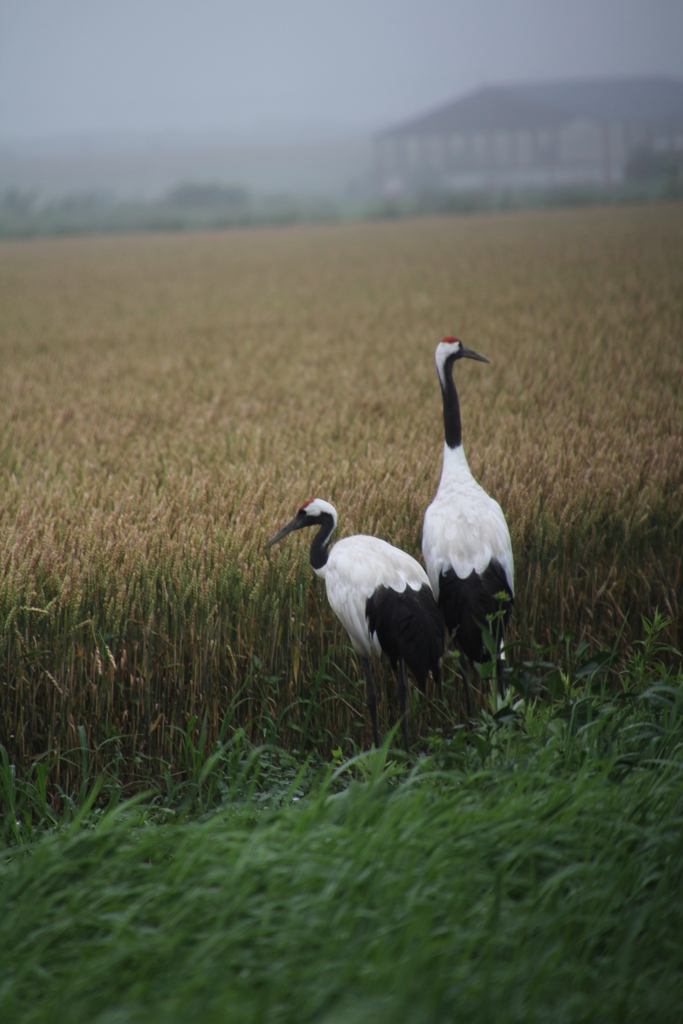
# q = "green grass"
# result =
<box><xmin>1</xmin><ymin>621</ymin><xmax>682</xmax><ymax>1023</ymax></box>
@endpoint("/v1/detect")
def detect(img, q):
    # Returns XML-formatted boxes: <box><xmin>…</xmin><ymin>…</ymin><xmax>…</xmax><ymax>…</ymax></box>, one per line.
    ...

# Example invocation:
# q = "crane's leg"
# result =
<box><xmin>398</xmin><ymin>660</ymin><xmax>411</xmax><ymax>763</ymax></box>
<box><xmin>496</xmin><ymin>644</ymin><xmax>507</xmax><ymax>698</ymax></box>
<box><xmin>362</xmin><ymin>657</ymin><xmax>380</xmax><ymax>750</ymax></box>
<box><xmin>493</xmin><ymin>614</ymin><xmax>507</xmax><ymax>697</ymax></box>
<box><xmin>457</xmin><ymin>646</ymin><xmax>473</xmax><ymax>721</ymax></box>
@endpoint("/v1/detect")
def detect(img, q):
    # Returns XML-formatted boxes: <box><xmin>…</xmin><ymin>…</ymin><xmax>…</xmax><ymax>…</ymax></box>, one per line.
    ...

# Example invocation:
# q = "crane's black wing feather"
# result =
<box><xmin>439</xmin><ymin>558</ymin><xmax>513</xmax><ymax>662</ymax></box>
<box><xmin>366</xmin><ymin>584</ymin><xmax>444</xmax><ymax>693</ymax></box>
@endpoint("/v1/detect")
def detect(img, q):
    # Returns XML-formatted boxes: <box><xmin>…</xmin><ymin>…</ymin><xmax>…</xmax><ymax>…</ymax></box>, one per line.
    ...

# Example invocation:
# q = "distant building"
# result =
<box><xmin>374</xmin><ymin>77</ymin><xmax>683</xmax><ymax>194</ymax></box>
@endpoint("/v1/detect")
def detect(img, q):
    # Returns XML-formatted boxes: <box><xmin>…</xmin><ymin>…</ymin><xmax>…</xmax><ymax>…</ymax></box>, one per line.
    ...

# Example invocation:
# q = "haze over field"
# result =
<box><xmin>1</xmin><ymin>1</ymin><xmax>682</xmax><ymax>200</ymax></box>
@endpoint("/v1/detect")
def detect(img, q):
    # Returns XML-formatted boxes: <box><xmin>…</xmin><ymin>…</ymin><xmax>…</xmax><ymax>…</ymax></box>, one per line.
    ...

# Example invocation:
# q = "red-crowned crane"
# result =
<box><xmin>422</xmin><ymin>338</ymin><xmax>514</xmax><ymax>718</ymax></box>
<box><xmin>265</xmin><ymin>498</ymin><xmax>443</xmax><ymax>760</ymax></box>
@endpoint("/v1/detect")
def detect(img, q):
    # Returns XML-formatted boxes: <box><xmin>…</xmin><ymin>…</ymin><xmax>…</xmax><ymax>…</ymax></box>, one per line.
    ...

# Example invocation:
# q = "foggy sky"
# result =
<box><xmin>1</xmin><ymin>0</ymin><xmax>683</xmax><ymax>144</ymax></box>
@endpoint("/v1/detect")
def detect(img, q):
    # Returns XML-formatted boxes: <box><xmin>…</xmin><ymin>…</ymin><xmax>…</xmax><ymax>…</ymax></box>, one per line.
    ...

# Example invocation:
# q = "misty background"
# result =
<box><xmin>1</xmin><ymin>0</ymin><xmax>682</xmax><ymax>230</ymax></box>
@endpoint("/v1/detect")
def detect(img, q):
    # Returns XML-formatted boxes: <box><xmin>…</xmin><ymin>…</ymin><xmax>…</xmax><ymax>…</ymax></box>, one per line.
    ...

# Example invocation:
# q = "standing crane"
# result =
<box><xmin>422</xmin><ymin>337</ymin><xmax>514</xmax><ymax>718</ymax></box>
<box><xmin>265</xmin><ymin>498</ymin><xmax>443</xmax><ymax>760</ymax></box>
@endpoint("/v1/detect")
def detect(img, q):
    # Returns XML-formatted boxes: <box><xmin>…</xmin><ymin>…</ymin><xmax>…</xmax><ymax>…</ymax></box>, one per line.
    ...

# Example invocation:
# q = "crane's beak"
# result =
<box><xmin>264</xmin><ymin>514</ymin><xmax>306</xmax><ymax>549</ymax></box>
<box><xmin>460</xmin><ymin>344</ymin><xmax>490</xmax><ymax>363</ymax></box>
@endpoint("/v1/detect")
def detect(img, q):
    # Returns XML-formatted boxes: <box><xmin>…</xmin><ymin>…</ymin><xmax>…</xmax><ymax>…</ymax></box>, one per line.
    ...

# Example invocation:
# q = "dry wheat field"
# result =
<box><xmin>1</xmin><ymin>205</ymin><xmax>682</xmax><ymax>785</ymax></box>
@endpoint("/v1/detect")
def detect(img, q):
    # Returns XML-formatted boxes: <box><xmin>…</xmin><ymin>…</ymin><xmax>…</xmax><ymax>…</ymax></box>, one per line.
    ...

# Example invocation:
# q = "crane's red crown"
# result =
<box><xmin>442</xmin><ymin>336</ymin><xmax>460</xmax><ymax>345</ymax></box>
<box><xmin>300</xmin><ymin>500</ymin><xmax>314</xmax><ymax>510</ymax></box>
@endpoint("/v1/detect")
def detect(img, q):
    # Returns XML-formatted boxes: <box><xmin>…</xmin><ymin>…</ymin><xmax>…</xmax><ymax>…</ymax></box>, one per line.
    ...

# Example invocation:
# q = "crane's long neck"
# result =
<box><xmin>309</xmin><ymin>513</ymin><xmax>335</xmax><ymax>573</ymax></box>
<box><xmin>441</xmin><ymin>356</ymin><xmax>462</xmax><ymax>449</ymax></box>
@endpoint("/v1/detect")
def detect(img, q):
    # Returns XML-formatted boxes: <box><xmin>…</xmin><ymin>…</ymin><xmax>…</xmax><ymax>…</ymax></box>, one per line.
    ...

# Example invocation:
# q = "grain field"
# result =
<box><xmin>1</xmin><ymin>205</ymin><xmax>682</xmax><ymax>784</ymax></box>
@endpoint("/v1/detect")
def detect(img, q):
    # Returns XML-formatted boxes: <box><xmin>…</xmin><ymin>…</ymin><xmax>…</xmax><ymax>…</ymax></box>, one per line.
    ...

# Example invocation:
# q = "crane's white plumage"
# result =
<box><xmin>423</xmin><ymin>444</ymin><xmax>514</xmax><ymax>599</ymax></box>
<box><xmin>422</xmin><ymin>336</ymin><xmax>514</xmax><ymax>712</ymax></box>
<box><xmin>316</xmin><ymin>534</ymin><xmax>432</xmax><ymax>657</ymax></box>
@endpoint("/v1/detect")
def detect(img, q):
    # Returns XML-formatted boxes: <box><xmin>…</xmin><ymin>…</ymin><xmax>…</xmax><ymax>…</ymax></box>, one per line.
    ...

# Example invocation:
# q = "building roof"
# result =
<box><xmin>378</xmin><ymin>77</ymin><xmax>683</xmax><ymax>139</ymax></box>
<box><xmin>509</xmin><ymin>77</ymin><xmax>683</xmax><ymax>124</ymax></box>
<box><xmin>379</xmin><ymin>86</ymin><xmax>567</xmax><ymax>138</ymax></box>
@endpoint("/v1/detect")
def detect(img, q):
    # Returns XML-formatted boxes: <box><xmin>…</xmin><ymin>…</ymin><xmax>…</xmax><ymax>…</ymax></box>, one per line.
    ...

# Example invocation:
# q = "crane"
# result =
<box><xmin>422</xmin><ymin>337</ymin><xmax>514</xmax><ymax>718</ymax></box>
<box><xmin>265</xmin><ymin>498</ymin><xmax>443</xmax><ymax>760</ymax></box>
